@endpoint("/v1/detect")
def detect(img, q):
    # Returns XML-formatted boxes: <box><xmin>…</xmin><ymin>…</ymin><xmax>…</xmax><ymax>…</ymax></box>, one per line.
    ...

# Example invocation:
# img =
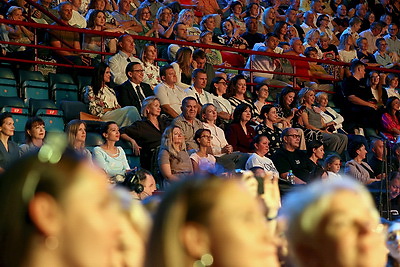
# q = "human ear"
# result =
<box><xmin>180</xmin><ymin>222</ymin><xmax>210</xmax><ymax>260</ymax></box>
<box><xmin>28</xmin><ymin>192</ymin><xmax>62</xmax><ymax>236</ymax></box>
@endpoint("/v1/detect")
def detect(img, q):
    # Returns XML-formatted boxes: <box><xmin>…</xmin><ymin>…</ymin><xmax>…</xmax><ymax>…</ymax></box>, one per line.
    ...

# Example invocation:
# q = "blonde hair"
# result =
<box><xmin>141</xmin><ymin>96</ymin><xmax>160</xmax><ymax>118</ymax></box>
<box><xmin>65</xmin><ymin>119</ymin><xmax>86</xmax><ymax>150</ymax></box>
<box><xmin>160</xmin><ymin>126</ymin><xmax>185</xmax><ymax>161</ymax></box>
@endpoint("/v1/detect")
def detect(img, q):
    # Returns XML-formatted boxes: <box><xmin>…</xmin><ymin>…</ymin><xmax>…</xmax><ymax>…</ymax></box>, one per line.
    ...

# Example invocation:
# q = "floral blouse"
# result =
<box><xmin>86</xmin><ymin>85</ymin><xmax>119</xmax><ymax>117</ymax></box>
<box><xmin>143</xmin><ymin>62</ymin><xmax>161</xmax><ymax>88</ymax></box>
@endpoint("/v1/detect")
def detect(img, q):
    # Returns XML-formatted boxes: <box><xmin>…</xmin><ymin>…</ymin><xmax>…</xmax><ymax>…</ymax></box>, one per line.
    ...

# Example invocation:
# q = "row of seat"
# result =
<box><xmin>0</xmin><ymin>67</ymin><xmax>92</xmax><ymax>103</ymax></box>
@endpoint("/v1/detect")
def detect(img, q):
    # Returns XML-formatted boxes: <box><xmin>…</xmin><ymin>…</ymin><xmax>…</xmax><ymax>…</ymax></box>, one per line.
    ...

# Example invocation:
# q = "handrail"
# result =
<box><xmin>1</xmin><ymin>18</ymin><xmax>399</xmax><ymax>80</ymax></box>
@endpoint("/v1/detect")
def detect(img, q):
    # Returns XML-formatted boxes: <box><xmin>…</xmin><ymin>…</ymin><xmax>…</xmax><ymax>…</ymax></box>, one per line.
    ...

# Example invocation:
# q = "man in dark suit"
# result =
<box><xmin>116</xmin><ymin>62</ymin><xmax>154</xmax><ymax>112</ymax></box>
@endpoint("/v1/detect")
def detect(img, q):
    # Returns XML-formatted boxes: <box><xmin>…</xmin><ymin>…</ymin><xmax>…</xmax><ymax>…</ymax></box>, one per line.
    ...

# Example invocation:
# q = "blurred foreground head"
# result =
<box><xmin>145</xmin><ymin>175</ymin><xmax>280</xmax><ymax>267</ymax></box>
<box><xmin>0</xmin><ymin>134</ymin><xmax>120</xmax><ymax>267</ymax></box>
<box><xmin>281</xmin><ymin>178</ymin><xmax>387</xmax><ymax>267</ymax></box>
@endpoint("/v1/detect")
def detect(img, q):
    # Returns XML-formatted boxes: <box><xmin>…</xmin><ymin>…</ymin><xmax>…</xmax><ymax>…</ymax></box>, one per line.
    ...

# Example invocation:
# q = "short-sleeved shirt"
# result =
<box><xmin>343</xmin><ymin>76</ymin><xmax>374</xmax><ymax>102</ymax></box>
<box><xmin>190</xmin><ymin>153</ymin><xmax>216</xmax><ymax>170</ymax></box>
<box><xmin>271</xmin><ymin>148</ymin><xmax>313</xmax><ymax>183</ymax></box>
<box><xmin>158</xmin><ymin>149</ymin><xmax>193</xmax><ymax>175</ymax></box>
<box><xmin>154</xmin><ymin>82</ymin><xmax>188</xmax><ymax>115</ymax></box>
<box><xmin>245</xmin><ymin>153</ymin><xmax>278</xmax><ymax>173</ymax></box>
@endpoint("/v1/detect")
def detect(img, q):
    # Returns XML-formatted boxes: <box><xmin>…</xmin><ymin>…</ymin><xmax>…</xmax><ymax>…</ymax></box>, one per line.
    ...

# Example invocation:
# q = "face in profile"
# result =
<box><xmin>387</xmin><ymin>223</ymin><xmax>400</xmax><ymax>260</ymax></box>
<box><xmin>205</xmin><ymin>181</ymin><xmax>280</xmax><ymax>267</ymax></box>
<box><xmin>313</xmin><ymin>190</ymin><xmax>386</xmax><ymax>267</ymax></box>
<box><xmin>57</xmin><ymin>163</ymin><xmax>121</xmax><ymax>267</ymax></box>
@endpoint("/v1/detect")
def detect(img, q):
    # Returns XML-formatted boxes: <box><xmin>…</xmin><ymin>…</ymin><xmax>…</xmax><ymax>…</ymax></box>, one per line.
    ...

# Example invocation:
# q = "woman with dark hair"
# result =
<box><xmin>227</xmin><ymin>74</ymin><xmax>257</xmax><ymax>118</ymax></box>
<box><xmin>306</xmin><ymin>140</ymin><xmax>327</xmax><ymax>180</ymax></box>
<box><xmin>384</xmin><ymin>73</ymin><xmax>400</xmax><ymax>99</ymax></box>
<box><xmin>273</xmin><ymin>21</ymin><xmax>289</xmax><ymax>42</ymax></box>
<box><xmin>84</xmin><ymin>62</ymin><xmax>140</xmax><ymax>127</ymax></box>
<box><xmin>367</xmin><ymin>71</ymin><xmax>387</xmax><ymax>107</ymax></box>
<box><xmin>253</xmin><ymin>83</ymin><xmax>271</xmax><ymax>115</ymax></box>
<box><xmin>228</xmin><ymin>1</ymin><xmax>246</xmax><ymax>35</ymax></box>
<box><xmin>344</xmin><ymin>142</ymin><xmax>380</xmax><ymax>184</ymax></box>
<box><xmin>135</xmin><ymin>6</ymin><xmax>158</xmax><ymax>55</ymax></box>
<box><xmin>220</xmin><ymin>19</ymin><xmax>249</xmax><ymax>49</ymax></box>
<box><xmin>225</xmin><ymin>103</ymin><xmax>256</xmax><ymax>153</ymax></box>
<box><xmin>316</xmin><ymin>14</ymin><xmax>339</xmax><ymax>46</ymax></box>
<box><xmin>85</xmin><ymin>0</ymin><xmax>116</xmax><ymax>26</ymax></box>
<box><xmin>255</xmin><ymin>105</ymin><xmax>282</xmax><ymax>156</ymax></box>
<box><xmin>19</xmin><ymin>116</ymin><xmax>45</xmax><ymax>156</ymax></box>
<box><xmin>382</xmin><ymin>96</ymin><xmax>400</xmax><ymax>141</ymax></box>
<box><xmin>0</xmin><ymin>112</ymin><xmax>18</xmax><ymax>172</ymax></box>
<box><xmin>190</xmin><ymin>128</ymin><xmax>216</xmax><ymax>173</ymax></box>
<box><xmin>210</xmin><ymin>77</ymin><xmax>233</xmax><ymax>122</ymax></box>
<box><xmin>65</xmin><ymin>119</ymin><xmax>92</xmax><ymax>161</ymax></box>
<box><xmin>93</xmin><ymin>121</ymin><xmax>131</xmax><ymax>182</ymax></box>
<box><xmin>0</xmin><ymin>144</ymin><xmax>121</xmax><ymax>267</ymax></box>
<box><xmin>245</xmin><ymin>134</ymin><xmax>278</xmax><ymax>173</ymax></box>
<box><xmin>171</xmin><ymin>47</ymin><xmax>194</xmax><ymax>89</ymax></box>
<box><xmin>275</xmin><ymin>86</ymin><xmax>298</xmax><ymax>127</ymax></box>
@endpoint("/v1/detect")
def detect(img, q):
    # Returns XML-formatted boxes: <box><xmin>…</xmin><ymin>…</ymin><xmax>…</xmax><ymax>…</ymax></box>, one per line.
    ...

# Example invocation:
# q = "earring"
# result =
<box><xmin>193</xmin><ymin>253</ymin><xmax>213</xmax><ymax>267</ymax></box>
<box><xmin>45</xmin><ymin>235</ymin><xmax>59</xmax><ymax>250</ymax></box>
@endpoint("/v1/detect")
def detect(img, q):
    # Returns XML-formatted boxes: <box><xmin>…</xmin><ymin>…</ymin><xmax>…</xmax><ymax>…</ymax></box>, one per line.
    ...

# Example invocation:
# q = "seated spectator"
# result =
<box><xmin>245</xmin><ymin>134</ymin><xmax>278</xmax><ymax>173</ymax></box>
<box><xmin>156</xmin><ymin>6</ymin><xmax>176</xmax><ymax>40</ymax></box>
<box><xmin>50</xmin><ymin>2</ymin><xmax>91</xmax><ymax>67</ymax></box>
<box><xmin>255</xmin><ymin>104</ymin><xmax>283</xmax><ymax>156</ymax></box>
<box><xmin>199</xmin><ymin>14</ymin><xmax>223</xmax><ymax>44</ymax></box>
<box><xmin>140</xmin><ymin>43</ymin><xmax>161</xmax><ymax>89</ymax></box>
<box><xmin>209</xmin><ymin>77</ymin><xmax>233</xmax><ymax>122</ymax></box>
<box><xmin>356</xmin><ymin>37</ymin><xmax>379</xmax><ymax>66</ymax></box>
<box><xmin>85</xmin><ymin>0</ymin><xmax>117</xmax><ymax>27</ymax></box>
<box><xmin>282</xmin><ymin>178</ymin><xmax>387</xmax><ymax>267</ymax></box>
<box><xmin>324</xmin><ymin>154</ymin><xmax>342</xmax><ymax>180</ymax></box>
<box><xmin>139</xmin><ymin>0</ymin><xmax>164</xmax><ymax>21</ymax></box>
<box><xmin>33</xmin><ymin>0</ymin><xmax>58</xmax><ymax>24</ymax></box>
<box><xmin>201</xmin><ymin>104</ymin><xmax>248</xmax><ymax>170</ymax></box>
<box><xmin>306</xmin><ymin>140</ymin><xmax>327</xmax><ymax>180</ymax></box>
<box><xmin>271</xmin><ymin>128</ymin><xmax>308</xmax><ymax>184</ymax></box>
<box><xmin>199</xmin><ymin>31</ymin><xmax>223</xmax><ymax>66</ymax></box>
<box><xmin>300</xmin><ymin>10</ymin><xmax>316</xmax><ymax>36</ymax></box>
<box><xmin>384</xmin><ymin>73</ymin><xmax>400</xmax><ymax>98</ymax></box>
<box><xmin>374</xmin><ymin>38</ymin><xmax>400</xmax><ymax>69</ymax></box>
<box><xmin>158</xmin><ymin>125</ymin><xmax>193</xmax><ymax>185</ymax></box>
<box><xmin>341</xmin><ymin>16</ymin><xmax>361</xmax><ymax>42</ymax></box>
<box><xmin>315</xmin><ymin>92</ymin><xmax>345</xmax><ymax>133</ymax></box>
<box><xmin>342</xmin><ymin>59</ymin><xmax>381</xmax><ymax>131</ymax></box>
<box><xmin>303</xmin><ymin>28</ymin><xmax>322</xmax><ymax>58</ymax></box>
<box><xmin>368</xmin><ymin>139</ymin><xmax>387</xmax><ymax>177</ymax></box>
<box><xmin>192</xmin><ymin>49</ymin><xmax>216</xmax><ymax>91</ymax></box>
<box><xmin>120</xmin><ymin>96</ymin><xmax>169</xmax><ymax>171</ymax></box>
<box><xmin>303</xmin><ymin>47</ymin><xmax>335</xmax><ymax>91</ymax></box>
<box><xmin>19</xmin><ymin>117</ymin><xmax>45</xmax><ymax>156</ymax></box>
<box><xmin>298</xmin><ymin>87</ymin><xmax>348</xmax><ymax>155</ymax></box>
<box><xmin>0</xmin><ymin>112</ymin><xmax>19</xmax><ymax>172</ymax></box>
<box><xmin>332</xmin><ymin>4</ymin><xmax>349</xmax><ymax>38</ymax></box>
<box><xmin>4</xmin><ymin>6</ymin><xmax>33</xmax><ymax>52</ymax></box>
<box><xmin>171</xmin><ymin>47</ymin><xmax>194</xmax><ymax>89</ymax></box>
<box><xmin>275</xmin><ymin>86</ymin><xmax>299</xmax><ymax>128</ymax></box>
<box><xmin>253</xmin><ymin>83</ymin><xmax>271</xmax><ymax>115</ymax></box>
<box><xmin>318</xmin><ymin>32</ymin><xmax>339</xmax><ymax>60</ymax></box>
<box><xmin>228</xmin><ymin>1</ymin><xmax>246</xmax><ymax>35</ymax></box>
<box><xmin>285</xmin><ymin>7</ymin><xmax>305</xmax><ymax>41</ymax></box>
<box><xmin>83</xmin><ymin>10</ymin><xmax>124</xmax><ymax>62</ymax></box>
<box><xmin>185</xmin><ymin>69</ymin><xmax>214</xmax><ymax>109</ymax></box>
<box><xmin>111</xmin><ymin>0</ymin><xmax>143</xmax><ymax>34</ymax></box>
<box><xmin>273</xmin><ymin>21</ymin><xmax>289</xmax><ymax>43</ymax></box>
<box><xmin>172</xmin><ymin>97</ymin><xmax>203</xmax><ymax>150</ymax></box>
<box><xmin>262</xmin><ymin>7</ymin><xmax>277</xmax><ymax>34</ymax></box>
<box><xmin>120</xmin><ymin>168</ymin><xmax>157</xmax><ymax>200</ymax></box>
<box><xmin>84</xmin><ymin>62</ymin><xmax>141</xmax><ymax>127</ymax></box>
<box><xmin>244</xmin><ymin>4</ymin><xmax>265</xmax><ymax>35</ymax></box>
<box><xmin>190</xmin><ymin>129</ymin><xmax>216</xmax><ymax>173</ymax></box>
<box><xmin>116</xmin><ymin>62</ymin><xmax>154</xmax><ymax>112</ymax></box>
<box><xmin>65</xmin><ymin>119</ymin><xmax>92</xmax><ymax>161</ymax></box>
<box><xmin>154</xmin><ymin>64</ymin><xmax>188</xmax><ymax>118</ymax></box>
<box><xmin>69</xmin><ymin>0</ymin><xmax>87</xmax><ymax>28</ymax></box>
<box><xmin>225</xmin><ymin>103</ymin><xmax>256</xmax><ymax>153</ymax></box>
<box><xmin>167</xmin><ymin>22</ymin><xmax>194</xmax><ymax>61</ymax></box>
<box><xmin>382</xmin><ymin>96</ymin><xmax>400</xmax><ymax>142</ymax></box>
<box><xmin>227</xmin><ymin>74</ymin><xmax>258</xmax><ymax>118</ymax></box>
<box><xmin>93</xmin><ymin>121</ymin><xmax>132</xmax><ymax>181</ymax></box>
<box><xmin>360</xmin><ymin>21</ymin><xmax>383</xmax><ymax>54</ymax></box>
<box><xmin>108</xmin><ymin>34</ymin><xmax>142</xmax><ymax>86</ymax></box>
<box><xmin>177</xmin><ymin>9</ymin><xmax>200</xmax><ymax>41</ymax></box>
<box><xmin>367</xmin><ymin>71</ymin><xmax>387</xmax><ymax>107</ymax></box>
<box><xmin>338</xmin><ymin>33</ymin><xmax>357</xmax><ymax>63</ymax></box>
<box><xmin>384</xmin><ymin>23</ymin><xmax>400</xmax><ymax>58</ymax></box>
<box><xmin>134</xmin><ymin>6</ymin><xmax>159</xmax><ymax>56</ymax></box>
<box><xmin>344</xmin><ymin>141</ymin><xmax>381</xmax><ymax>184</ymax></box>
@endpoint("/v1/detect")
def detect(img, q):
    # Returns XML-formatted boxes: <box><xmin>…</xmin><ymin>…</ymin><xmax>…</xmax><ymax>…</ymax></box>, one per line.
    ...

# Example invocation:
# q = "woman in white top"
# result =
<box><xmin>245</xmin><ymin>134</ymin><xmax>278</xmax><ymax>173</ymax></box>
<box><xmin>253</xmin><ymin>83</ymin><xmax>270</xmax><ymax>115</ymax></box>
<box><xmin>385</xmin><ymin>73</ymin><xmax>400</xmax><ymax>99</ymax></box>
<box><xmin>93</xmin><ymin>121</ymin><xmax>131</xmax><ymax>182</ymax></box>
<box><xmin>171</xmin><ymin>47</ymin><xmax>194</xmax><ymax>89</ymax></box>
<box><xmin>190</xmin><ymin>129</ymin><xmax>216</xmax><ymax>173</ymax></box>
<box><xmin>140</xmin><ymin>43</ymin><xmax>161</xmax><ymax>89</ymax></box>
<box><xmin>338</xmin><ymin>33</ymin><xmax>357</xmax><ymax>63</ymax></box>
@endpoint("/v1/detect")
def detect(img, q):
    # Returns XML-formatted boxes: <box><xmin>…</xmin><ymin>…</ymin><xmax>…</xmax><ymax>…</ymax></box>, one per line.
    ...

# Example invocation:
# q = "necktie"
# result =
<box><xmin>136</xmin><ymin>85</ymin><xmax>145</xmax><ymax>103</ymax></box>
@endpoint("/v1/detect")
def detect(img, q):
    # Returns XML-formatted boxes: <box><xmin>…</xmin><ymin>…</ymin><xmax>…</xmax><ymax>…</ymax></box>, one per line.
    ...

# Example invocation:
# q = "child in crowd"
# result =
<box><xmin>324</xmin><ymin>154</ymin><xmax>342</xmax><ymax>180</ymax></box>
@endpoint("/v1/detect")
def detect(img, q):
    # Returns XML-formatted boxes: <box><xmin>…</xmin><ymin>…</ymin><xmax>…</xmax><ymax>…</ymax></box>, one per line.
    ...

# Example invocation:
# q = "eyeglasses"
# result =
<box><xmin>217</xmin><ymin>81</ymin><xmax>227</xmax><ymax>85</ymax></box>
<box><xmin>201</xmin><ymin>135</ymin><xmax>213</xmax><ymax>139</ymax></box>
<box><xmin>286</xmin><ymin>134</ymin><xmax>301</xmax><ymax>139</ymax></box>
<box><xmin>133</xmin><ymin>69</ymin><xmax>145</xmax><ymax>72</ymax></box>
